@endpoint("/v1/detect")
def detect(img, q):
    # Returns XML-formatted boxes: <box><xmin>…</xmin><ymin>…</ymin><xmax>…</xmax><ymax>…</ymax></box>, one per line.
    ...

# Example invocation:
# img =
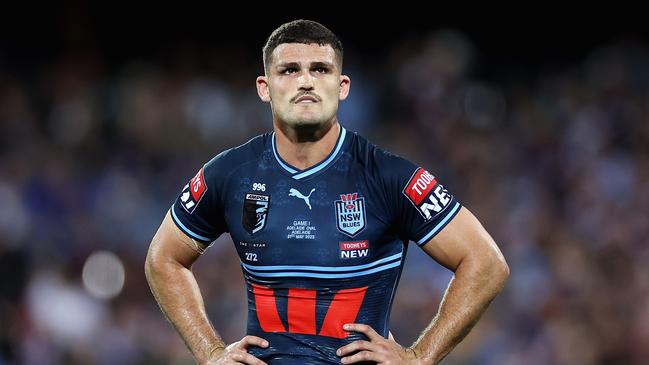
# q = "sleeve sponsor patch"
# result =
<box><xmin>180</xmin><ymin>167</ymin><xmax>208</xmax><ymax>213</ymax></box>
<box><xmin>402</xmin><ymin>167</ymin><xmax>452</xmax><ymax>220</ymax></box>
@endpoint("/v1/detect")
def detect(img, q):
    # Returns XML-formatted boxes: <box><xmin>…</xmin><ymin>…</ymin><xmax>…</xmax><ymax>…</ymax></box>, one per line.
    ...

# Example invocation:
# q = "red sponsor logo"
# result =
<box><xmin>339</xmin><ymin>240</ymin><xmax>369</xmax><ymax>251</ymax></box>
<box><xmin>253</xmin><ymin>284</ymin><xmax>367</xmax><ymax>338</ymax></box>
<box><xmin>190</xmin><ymin>168</ymin><xmax>207</xmax><ymax>201</ymax></box>
<box><xmin>339</xmin><ymin>240</ymin><xmax>369</xmax><ymax>259</ymax></box>
<box><xmin>403</xmin><ymin>168</ymin><xmax>437</xmax><ymax>205</ymax></box>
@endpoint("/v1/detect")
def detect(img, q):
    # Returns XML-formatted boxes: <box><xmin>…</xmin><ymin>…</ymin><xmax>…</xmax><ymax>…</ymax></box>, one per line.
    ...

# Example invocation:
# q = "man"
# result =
<box><xmin>145</xmin><ymin>19</ymin><xmax>509</xmax><ymax>365</ymax></box>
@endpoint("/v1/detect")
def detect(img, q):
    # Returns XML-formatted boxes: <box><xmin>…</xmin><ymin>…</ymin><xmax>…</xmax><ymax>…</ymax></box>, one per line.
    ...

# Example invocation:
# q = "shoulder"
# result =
<box><xmin>206</xmin><ymin>133</ymin><xmax>269</xmax><ymax>170</ymax></box>
<box><xmin>195</xmin><ymin>133</ymin><xmax>269</xmax><ymax>192</ymax></box>
<box><xmin>202</xmin><ymin>133</ymin><xmax>269</xmax><ymax>178</ymax></box>
<box><xmin>349</xmin><ymin>132</ymin><xmax>418</xmax><ymax>179</ymax></box>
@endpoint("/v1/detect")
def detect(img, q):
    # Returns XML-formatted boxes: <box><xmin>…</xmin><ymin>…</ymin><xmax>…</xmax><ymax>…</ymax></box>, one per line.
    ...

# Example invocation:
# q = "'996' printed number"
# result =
<box><xmin>253</xmin><ymin>183</ymin><xmax>266</xmax><ymax>191</ymax></box>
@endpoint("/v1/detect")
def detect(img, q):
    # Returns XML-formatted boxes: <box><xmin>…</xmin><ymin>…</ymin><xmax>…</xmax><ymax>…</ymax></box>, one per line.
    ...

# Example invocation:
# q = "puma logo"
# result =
<box><xmin>289</xmin><ymin>188</ymin><xmax>316</xmax><ymax>210</ymax></box>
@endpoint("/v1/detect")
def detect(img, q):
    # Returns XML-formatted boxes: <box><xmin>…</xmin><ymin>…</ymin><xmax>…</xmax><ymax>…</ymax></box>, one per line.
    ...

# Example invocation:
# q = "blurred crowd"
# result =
<box><xmin>1</xmin><ymin>28</ymin><xmax>648</xmax><ymax>365</ymax></box>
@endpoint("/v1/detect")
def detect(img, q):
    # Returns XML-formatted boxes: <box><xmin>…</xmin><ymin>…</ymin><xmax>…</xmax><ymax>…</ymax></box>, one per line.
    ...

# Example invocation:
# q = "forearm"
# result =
<box><xmin>145</xmin><ymin>255</ymin><xmax>224</xmax><ymax>364</ymax></box>
<box><xmin>410</xmin><ymin>258</ymin><xmax>508</xmax><ymax>364</ymax></box>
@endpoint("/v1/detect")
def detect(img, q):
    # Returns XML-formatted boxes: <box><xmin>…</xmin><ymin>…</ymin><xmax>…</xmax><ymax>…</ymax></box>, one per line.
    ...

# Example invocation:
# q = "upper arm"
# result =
<box><xmin>369</xmin><ymin>145</ymin><xmax>506</xmax><ymax>274</ymax></box>
<box><xmin>420</xmin><ymin>206</ymin><xmax>507</xmax><ymax>273</ymax></box>
<box><xmin>146</xmin><ymin>211</ymin><xmax>204</xmax><ymax>270</ymax></box>
<box><xmin>150</xmin><ymin>157</ymin><xmax>230</xmax><ymax>269</ymax></box>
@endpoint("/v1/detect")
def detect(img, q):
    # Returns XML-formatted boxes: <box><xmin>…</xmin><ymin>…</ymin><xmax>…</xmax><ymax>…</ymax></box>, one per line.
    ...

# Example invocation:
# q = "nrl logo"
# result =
<box><xmin>335</xmin><ymin>193</ymin><xmax>366</xmax><ymax>237</ymax></box>
<box><xmin>243</xmin><ymin>193</ymin><xmax>270</xmax><ymax>235</ymax></box>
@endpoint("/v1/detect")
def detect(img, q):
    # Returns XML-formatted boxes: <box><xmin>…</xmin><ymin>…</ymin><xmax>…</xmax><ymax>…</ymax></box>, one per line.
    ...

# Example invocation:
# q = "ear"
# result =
<box><xmin>338</xmin><ymin>75</ymin><xmax>351</xmax><ymax>101</ymax></box>
<box><xmin>256</xmin><ymin>76</ymin><xmax>271</xmax><ymax>102</ymax></box>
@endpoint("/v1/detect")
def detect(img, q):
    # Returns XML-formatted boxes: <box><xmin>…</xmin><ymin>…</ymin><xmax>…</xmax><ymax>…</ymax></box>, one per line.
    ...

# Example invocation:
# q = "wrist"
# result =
<box><xmin>209</xmin><ymin>344</ymin><xmax>226</xmax><ymax>357</ymax></box>
<box><xmin>198</xmin><ymin>344</ymin><xmax>226</xmax><ymax>364</ymax></box>
<box><xmin>406</xmin><ymin>346</ymin><xmax>433</xmax><ymax>365</ymax></box>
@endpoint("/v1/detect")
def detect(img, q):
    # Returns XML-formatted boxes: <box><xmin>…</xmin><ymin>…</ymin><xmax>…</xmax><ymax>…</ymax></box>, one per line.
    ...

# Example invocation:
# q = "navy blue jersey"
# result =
<box><xmin>171</xmin><ymin>127</ymin><xmax>461</xmax><ymax>364</ymax></box>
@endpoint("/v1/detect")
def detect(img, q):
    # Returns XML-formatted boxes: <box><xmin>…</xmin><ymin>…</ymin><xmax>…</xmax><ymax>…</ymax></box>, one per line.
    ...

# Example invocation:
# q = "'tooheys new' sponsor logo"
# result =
<box><xmin>339</xmin><ymin>240</ymin><xmax>369</xmax><ymax>259</ymax></box>
<box><xmin>180</xmin><ymin>167</ymin><xmax>207</xmax><ymax>214</ymax></box>
<box><xmin>402</xmin><ymin>168</ymin><xmax>452</xmax><ymax>220</ymax></box>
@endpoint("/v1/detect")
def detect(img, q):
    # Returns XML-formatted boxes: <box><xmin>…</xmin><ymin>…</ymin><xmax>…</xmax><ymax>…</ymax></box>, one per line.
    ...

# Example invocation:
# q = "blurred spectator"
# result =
<box><xmin>1</xmin><ymin>24</ymin><xmax>648</xmax><ymax>365</ymax></box>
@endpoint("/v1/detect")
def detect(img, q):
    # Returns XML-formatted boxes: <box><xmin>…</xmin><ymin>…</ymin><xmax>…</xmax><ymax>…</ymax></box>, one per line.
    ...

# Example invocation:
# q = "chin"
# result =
<box><xmin>294</xmin><ymin>119</ymin><xmax>324</xmax><ymax>127</ymax></box>
<box><xmin>286</xmin><ymin>115</ymin><xmax>326</xmax><ymax>127</ymax></box>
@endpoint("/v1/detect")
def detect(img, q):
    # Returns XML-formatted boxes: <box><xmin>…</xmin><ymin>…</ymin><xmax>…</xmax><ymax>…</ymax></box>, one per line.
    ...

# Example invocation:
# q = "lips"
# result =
<box><xmin>294</xmin><ymin>94</ymin><xmax>319</xmax><ymax>103</ymax></box>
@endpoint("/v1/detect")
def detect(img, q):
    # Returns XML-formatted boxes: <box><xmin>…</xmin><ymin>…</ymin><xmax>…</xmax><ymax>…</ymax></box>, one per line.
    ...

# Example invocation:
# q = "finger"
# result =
<box><xmin>336</xmin><ymin>340</ymin><xmax>377</xmax><ymax>356</ymax></box>
<box><xmin>229</xmin><ymin>350</ymin><xmax>268</xmax><ymax>365</ymax></box>
<box><xmin>236</xmin><ymin>335</ymin><xmax>269</xmax><ymax>350</ymax></box>
<box><xmin>343</xmin><ymin>323</ymin><xmax>383</xmax><ymax>341</ymax></box>
<box><xmin>340</xmin><ymin>350</ymin><xmax>382</xmax><ymax>364</ymax></box>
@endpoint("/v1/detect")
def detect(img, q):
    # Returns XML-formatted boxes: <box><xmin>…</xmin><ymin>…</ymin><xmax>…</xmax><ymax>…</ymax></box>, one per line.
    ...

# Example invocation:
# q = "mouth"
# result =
<box><xmin>293</xmin><ymin>94</ymin><xmax>320</xmax><ymax>104</ymax></box>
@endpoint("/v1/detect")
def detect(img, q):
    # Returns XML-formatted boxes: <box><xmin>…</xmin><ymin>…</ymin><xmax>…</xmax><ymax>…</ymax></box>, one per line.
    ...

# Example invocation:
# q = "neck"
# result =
<box><xmin>273</xmin><ymin>120</ymin><xmax>340</xmax><ymax>170</ymax></box>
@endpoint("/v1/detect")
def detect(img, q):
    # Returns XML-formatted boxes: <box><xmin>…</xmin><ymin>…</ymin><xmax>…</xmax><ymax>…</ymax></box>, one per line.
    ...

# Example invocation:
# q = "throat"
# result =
<box><xmin>274</xmin><ymin>122</ymin><xmax>341</xmax><ymax>171</ymax></box>
<box><xmin>279</xmin><ymin>121</ymin><xmax>334</xmax><ymax>143</ymax></box>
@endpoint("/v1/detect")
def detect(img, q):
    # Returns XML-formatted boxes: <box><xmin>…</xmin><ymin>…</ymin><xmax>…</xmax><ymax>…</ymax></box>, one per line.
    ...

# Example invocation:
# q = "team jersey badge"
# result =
<box><xmin>335</xmin><ymin>193</ymin><xmax>366</xmax><ymax>237</ymax></box>
<box><xmin>243</xmin><ymin>193</ymin><xmax>270</xmax><ymax>234</ymax></box>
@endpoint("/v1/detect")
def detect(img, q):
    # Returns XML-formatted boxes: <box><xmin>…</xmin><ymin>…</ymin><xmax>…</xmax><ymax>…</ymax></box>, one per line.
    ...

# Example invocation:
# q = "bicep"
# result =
<box><xmin>147</xmin><ymin>211</ymin><xmax>204</xmax><ymax>269</ymax></box>
<box><xmin>420</xmin><ymin>206</ymin><xmax>505</xmax><ymax>272</ymax></box>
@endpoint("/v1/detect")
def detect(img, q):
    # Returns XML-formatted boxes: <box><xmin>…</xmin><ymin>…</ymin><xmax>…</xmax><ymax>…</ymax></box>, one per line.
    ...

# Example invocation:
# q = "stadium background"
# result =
<box><xmin>1</xmin><ymin>6</ymin><xmax>648</xmax><ymax>365</ymax></box>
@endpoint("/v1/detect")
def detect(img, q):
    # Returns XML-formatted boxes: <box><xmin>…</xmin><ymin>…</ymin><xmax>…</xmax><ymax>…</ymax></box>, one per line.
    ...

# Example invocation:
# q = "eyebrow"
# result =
<box><xmin>276</xmin><ymin>61</ymin><xmax>334</xmax><ymax>69</ymax></box>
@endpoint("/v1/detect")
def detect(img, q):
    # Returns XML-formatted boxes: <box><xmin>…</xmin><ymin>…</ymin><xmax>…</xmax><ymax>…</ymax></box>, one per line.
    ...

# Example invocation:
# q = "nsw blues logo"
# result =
<box><xmin>243</xmin><ymin>193</ymin><xmax>270</xmax><ymax>235</ymax></box>
<box><xmin>335</xmin><ymin>193</ymin><xmax>366</xmax><ymax>237</ymax></box>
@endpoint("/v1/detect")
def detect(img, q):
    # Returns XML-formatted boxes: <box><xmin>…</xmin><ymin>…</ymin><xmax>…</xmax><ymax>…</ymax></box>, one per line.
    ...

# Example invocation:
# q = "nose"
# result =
<box><xmin>297</xmin><ymin>70</ymin><xmax>314</xmax><ymax>90</ymax></box>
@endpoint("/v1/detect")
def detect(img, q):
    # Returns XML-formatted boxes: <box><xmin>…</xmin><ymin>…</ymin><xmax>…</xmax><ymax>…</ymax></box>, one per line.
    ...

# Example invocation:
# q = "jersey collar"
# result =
<box><xmin>271</xmin><ymin>126</ymin><xmax>348</xmax><ymax>180</ymax></box>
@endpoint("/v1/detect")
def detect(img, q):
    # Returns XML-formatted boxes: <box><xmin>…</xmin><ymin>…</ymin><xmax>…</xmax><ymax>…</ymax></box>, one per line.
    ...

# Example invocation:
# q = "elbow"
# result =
<box><xmin>490</xmin><ymin>253</ymin><xmax>510</xmax><ymax>291</ymax></box>
<box><xmin>144</xmin><ymin>247</ymin><xmax>161</xmax><ymax>284</ymax></box>
<box><xmin>144</xmin><ymin>251</ymin><xmax>154</xmax><ymax>283</ymax></box>
<box><xmin>499</xmin><ymin>259</ymin><xmax>510</xmax><ymax>283</ymax></box>
<box><xmin>467</xmin><ymin>247</ymin><xmax>509</xmax><ymax>292</ymax></box>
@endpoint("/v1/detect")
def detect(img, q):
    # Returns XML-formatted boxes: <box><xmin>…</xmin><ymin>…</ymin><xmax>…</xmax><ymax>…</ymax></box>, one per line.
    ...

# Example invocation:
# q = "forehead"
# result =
<box><xmin>270</xmin><ymin>43</ymin><xmax>338</xmax><ymax>66</ymax></box>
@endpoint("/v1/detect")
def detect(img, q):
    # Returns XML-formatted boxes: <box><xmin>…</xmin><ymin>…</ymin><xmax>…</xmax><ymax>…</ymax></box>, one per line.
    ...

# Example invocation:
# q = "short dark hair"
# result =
<box><xmin>263</xmin><ymin>19</ymin><xmax>343</xmax><ymax>72</ymax></box>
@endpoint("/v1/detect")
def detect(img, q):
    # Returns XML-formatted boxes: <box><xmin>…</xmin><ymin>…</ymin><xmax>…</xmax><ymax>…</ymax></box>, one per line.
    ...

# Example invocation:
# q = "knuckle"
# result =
<box><xmin>241</xmin><ymin>353</ymin><xmax>252</xmax><ymax>362</ymax></box>
<box><xmin>248</xmin><ymin>353</ymin><xmax>259</xmax><ymax>360</ymax></box>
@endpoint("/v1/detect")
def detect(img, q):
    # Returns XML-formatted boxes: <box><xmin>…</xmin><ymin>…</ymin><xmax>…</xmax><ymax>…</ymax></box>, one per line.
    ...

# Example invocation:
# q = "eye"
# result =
<box><xmin>313</xmin><ymin>67</ymin><xmax>328</xmax><ymax>73</ymax></box>
<box><xmin>282</xmin><ymin>67</ymin><xmax>297</xmax><ymax>74</ymax></box>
